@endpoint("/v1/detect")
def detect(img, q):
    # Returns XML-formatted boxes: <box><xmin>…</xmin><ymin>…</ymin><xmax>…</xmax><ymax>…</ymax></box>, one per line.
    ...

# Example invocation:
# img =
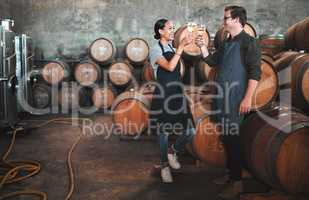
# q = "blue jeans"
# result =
<box><xmin>159</xmin><ymin>128</ymin><xmax>195</xmax><ymax>163</ymax></box>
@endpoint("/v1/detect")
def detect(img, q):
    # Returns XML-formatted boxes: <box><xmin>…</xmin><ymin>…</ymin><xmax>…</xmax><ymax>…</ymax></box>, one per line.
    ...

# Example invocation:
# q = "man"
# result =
<box><xmin>196</xmin><ymin>5</ymin><xmax>261</xmax><ymax>199</ymax></box>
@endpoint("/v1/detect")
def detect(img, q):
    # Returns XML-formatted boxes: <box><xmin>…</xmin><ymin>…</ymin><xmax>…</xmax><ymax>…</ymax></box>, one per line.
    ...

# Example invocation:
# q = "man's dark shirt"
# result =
<box><xmin>203</xmin><ymin>30</ymin><xmax>262</xmax><ymax>81</ymax></box>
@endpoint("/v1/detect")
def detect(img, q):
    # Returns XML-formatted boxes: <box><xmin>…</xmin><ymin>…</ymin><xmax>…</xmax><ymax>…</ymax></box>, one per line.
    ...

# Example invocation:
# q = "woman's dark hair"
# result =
<box><xmin>225</xmin><ymin>5</ymin><xmax>247</xmax><ymax>27</ymax></box>
<box><xmin>154</xmin><ymin>18</ymin><xmax>168</xmax><ymax>40</ymax></box>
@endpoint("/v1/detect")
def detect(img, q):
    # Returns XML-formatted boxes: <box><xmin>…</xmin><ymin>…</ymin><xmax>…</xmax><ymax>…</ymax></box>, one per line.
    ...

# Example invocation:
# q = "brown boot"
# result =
<box><xmin>218</xmin><ymin>180</ymin><xmax>242</xmax><ymax>199</ymax></box>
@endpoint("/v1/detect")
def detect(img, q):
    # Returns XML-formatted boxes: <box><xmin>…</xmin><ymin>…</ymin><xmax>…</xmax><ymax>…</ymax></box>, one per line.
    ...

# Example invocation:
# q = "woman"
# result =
<box><xmin>149</xmin><ymin>19</ymin><xmax>195</xmax><ymax>183</ymax></box>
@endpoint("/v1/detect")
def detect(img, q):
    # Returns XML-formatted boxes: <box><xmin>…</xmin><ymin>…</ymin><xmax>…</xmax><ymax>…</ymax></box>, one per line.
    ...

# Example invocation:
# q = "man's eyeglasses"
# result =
<box><xmin>223</xmin><ymin>16</ymin><xmax>233</xmax><ymax>21</ymax></box>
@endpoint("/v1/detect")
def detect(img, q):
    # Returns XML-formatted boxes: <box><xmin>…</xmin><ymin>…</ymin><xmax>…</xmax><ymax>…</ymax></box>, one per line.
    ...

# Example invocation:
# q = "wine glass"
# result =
<box><xmin>195</xmin><ymin>24</ymin><xmax>206</xmax><ymax>47</ymax></box>
<box><xmin>197</xmin><ymin>24</ymin><xmax>206</xmax><ymax>36</ymax></box>
<box><xmin>187</xmin><ymin>22</ymin><xmax>193</xmax><ymax>33</ymax></box>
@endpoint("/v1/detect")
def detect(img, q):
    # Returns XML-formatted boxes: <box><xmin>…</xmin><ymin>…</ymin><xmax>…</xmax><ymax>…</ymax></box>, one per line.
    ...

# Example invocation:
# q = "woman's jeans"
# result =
<box><xmin>159</xmin><ymin>128</ymin><xmax>195</xmax><ymax>163</ymax></box>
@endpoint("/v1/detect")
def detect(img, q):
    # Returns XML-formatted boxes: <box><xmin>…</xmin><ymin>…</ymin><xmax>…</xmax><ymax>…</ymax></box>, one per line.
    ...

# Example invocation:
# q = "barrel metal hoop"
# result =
<box><xmin>260</xmin><ymin>45</ymin><xmax>285</xmax><ymax>49</ymax></box>
<box><xmin>258</xmin><ymin>34</ymin><xmax>285</xmax><ymax>40</ymax></box>
<box><xmin>111</xmin><ymin>93</ymin><xmax>150</xmax><ymax>111</ymax></box>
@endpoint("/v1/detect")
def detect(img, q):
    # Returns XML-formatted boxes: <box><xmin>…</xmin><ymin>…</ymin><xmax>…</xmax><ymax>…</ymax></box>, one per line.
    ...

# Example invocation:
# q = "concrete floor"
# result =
<box><xmin>0</xmin><ymin>114</ymin><xmax>227</xmax><ymax>200</ymax></box>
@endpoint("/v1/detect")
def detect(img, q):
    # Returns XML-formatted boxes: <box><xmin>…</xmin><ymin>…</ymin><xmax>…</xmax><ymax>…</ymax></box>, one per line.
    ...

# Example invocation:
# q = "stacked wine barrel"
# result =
<box><xmin>74</xmin><ymin>60</ymin><xmax>101</xmax><ymax>86</ymax></box>
<box><xmin>274</xmin><ymin>52</ymin><xmax>309</xmax><ymax>113</ymax></box>
<box><xmin>32</xmin><ymin>83</ymin><xmax>51</xmax><ymax>112</ymax></box>
<box><xmin>31</xmin><ymin>60</ymin><xmax>72</xmax><ymax>113</ymax></box>
<box><xmin>112</xmin><ymin>87</ymin><xmax>151</xmax><ymax>136</ymax></box>
<box><xmin>41</xmin><ymin>60</ymin><xmax>71</xmax><ymax>85</ymax></box>
<box><xmin>185</xmin><ymin>87</ymin><xmax>226</xmax><ymax>167</ymax></box>
<box><xmin>57</xmin><ymin>82</ymin><xmax>87</xmax><ymax>111</ymax></box>
<box><xmin>241</xmin><ymin>106</ymin><xmax>309</xmax><ymax>196</ymax></box>
<box><xmin>285</xmin><ymin>17</ymin><xmax>309</xmax><ymax>52</ymax></box>
<box><xmin>31</xmin><ymin>37</ymin><xmax>151</xmax><ymax>114</ymax></box>
<box><xmin>259</xmin><ymin>35</ymin><xmax>285</xmax><ymax>56</ymax></box>
<box><xmin>89</xmin><ymin>37</ymin><xmax>116</xmax><ymax>65</ymax></box>
<box><xmin>92</xmin><ymin>85</ymin><xmax>116</xmax><ymax>110</ymax></box>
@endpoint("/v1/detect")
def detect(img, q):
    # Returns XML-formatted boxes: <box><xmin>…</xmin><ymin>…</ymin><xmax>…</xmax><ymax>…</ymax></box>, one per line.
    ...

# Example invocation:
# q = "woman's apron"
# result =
<box><xmin>150</xmin><ymin>42</ymin><xmax>194</xmax><ymax>134</ymax></box>
<box><xmin>212</xmin><ymin>40</ymin><xmax>248</xmax><ymax>130</ymax></box>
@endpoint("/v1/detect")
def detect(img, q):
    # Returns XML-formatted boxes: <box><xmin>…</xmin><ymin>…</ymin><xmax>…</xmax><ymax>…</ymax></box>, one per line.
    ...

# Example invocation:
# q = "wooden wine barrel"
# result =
<box><xmin>252</xmin><ymin>58</ymin><xmax>279</xmax><ymax>110</ymax></box>
<box><xmin>214</xmin><ymin>22</ymin><xmax>256</xmax><ymax>49</ymax></box>
<box><xmin>92</xmin><ymin>85</ymin><xmax>116</xmax><ymax>110</ymax></box>
<box><xmin>241</xmin><ymin>106</ymin><xmax>309</xmax><ymax>195</ymax></box>
<box><xmin>259</xmin><ymin>35</ymin><xmax>285</xmax><ymax>56</ymax></box>
<box><xmin>273</xmin><ymin>51</ymin><xmax>300</xmax><ymax>61</ymax></box>
<box><xmin>184</xmin><ymin>85</ymin><xmax>210</xmax><ymax>105</ymax></box>
<box><xmin>285</xmin><ymin>23</ymin><xmax>298</xmax><ymax>51</ymax></box>
<box><xmin>186</xmin><ymin>96</ymin><xmax>226</xmax><ymax>166</ymax></box>
<box><xmin>285</xmin><ymin>17</ymin><xmax>309</xmax><ymax>52</ymax></box>
<box><xmin>261</xmin><ymin>53</ymin><xmax>275</xmax><ymax>64</ymax></box>
<box><xmin>294</xmin><ymin>18</ymin><xmax>309</xmax><ymax>52</ymax></box>
<box><xmin>32</xmin><ymin>83</ymin><xmax>51</xmax><ymax>109</ymax></box>
<box><xmin>138</xmin><ymin>81</ymin><xmax>156</xmax><ymax>102</ymax></box>
<box><xmin>58</xmin><ymin>82</ymin><xmax>85</xmax><ymax>111</ymax></box>
<box><xmin>42</xmin><ymin>60</ymin><xmax>71</xmax><ymax>85</ymax></box>
<box><xmin>141</xmin><ymin>62</ymin><xmax>155</xmax><ymax>82</ymax></box>
<box><xmin>125</xmin><ymin>38</ymin><xmax>149</xmax><ymax>65</ymax></box>
<box><xmin>274</xmin><ymin>52</ymin><xmax>300</xmax><ymax>71</ymax></box>
<box><xmin>89</xmin><ymin>38</ymin><xmax>115</xmax><ymax>65</ymax></box>
<box><xmin>173</xmin><ymin>24</ymin><xmax>210</xmax><ymax>60</ymax></box>
<box><xmin>286</xmin><ymin>54</ymin><xmax>309</xmax><ymax>113</ymax></box>
<box><xmin>74</xmin><ymin>60</ymin><xmax>101</xmax><ymax>86</ymax></box>
<box><xmin>273</xmin><ymin>52</ymin><xmax>301</xmax><ymax>91</ymax></box>
<box><xmin>243</xmin><ymin>22</ymin><xmax>257</xmax><ymax>37</ymax></box>
<box><xmin>108</xmin><ymin>61</ymin><xmax>134</xmax><ymax>87</ymax></box>
<box><xmin>141</xmin><ymin>59</ymin><xmax>186</xmax><ymax>81</ymax></box>
<box><xmin>112</xmin><ymin>88</ymin><xmax>150</xmax><ymax>136</ymax></box>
